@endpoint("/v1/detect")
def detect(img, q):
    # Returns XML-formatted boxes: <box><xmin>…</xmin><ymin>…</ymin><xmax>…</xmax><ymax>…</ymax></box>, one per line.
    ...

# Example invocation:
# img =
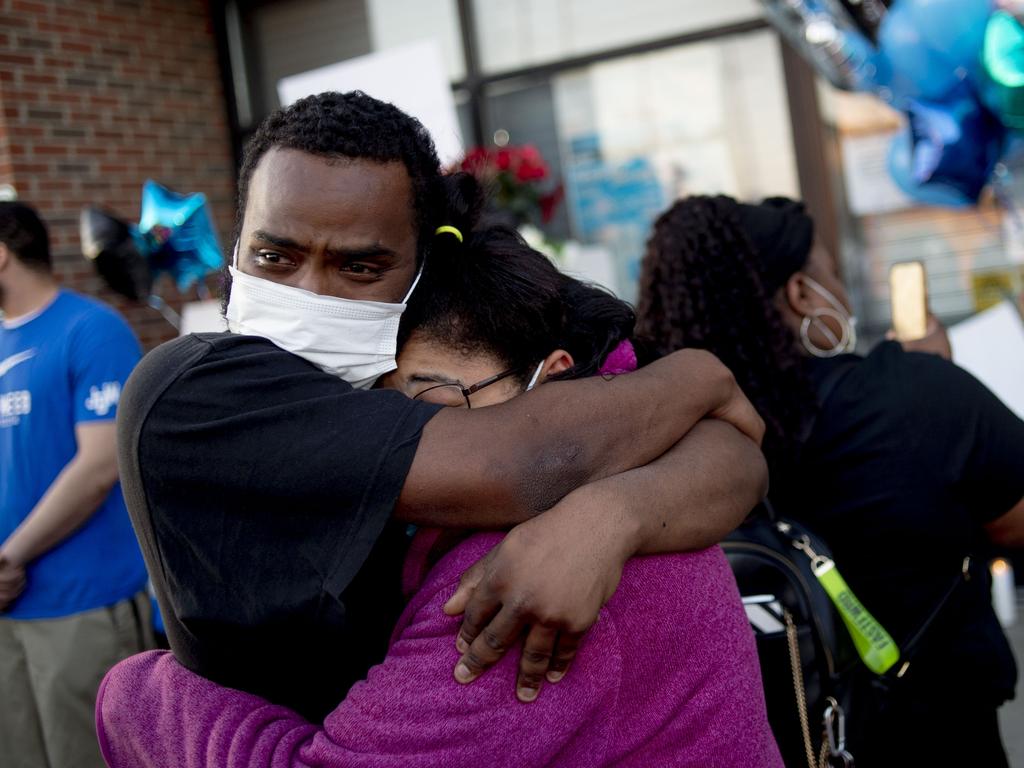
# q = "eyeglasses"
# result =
<box><xmin>412</xmin><ymin>368</ymin><xmax>521</xmax><ymax>408</ymax></box>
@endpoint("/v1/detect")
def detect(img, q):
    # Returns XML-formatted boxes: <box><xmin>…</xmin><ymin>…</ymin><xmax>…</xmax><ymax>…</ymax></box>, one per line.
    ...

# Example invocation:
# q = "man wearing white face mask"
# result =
<box><xmin>115</xmin><ymin>92</ymin><xmax>770</xmax><ymax>722</ymax></box>
<box><xmin>224</xmin><ymin>241</ymin><xmax>424</xmax><ymax>389</ymax></box>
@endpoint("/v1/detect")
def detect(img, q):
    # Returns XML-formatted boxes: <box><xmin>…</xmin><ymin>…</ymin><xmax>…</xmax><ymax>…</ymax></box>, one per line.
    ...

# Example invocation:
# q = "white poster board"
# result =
<box><xmin>180</xmin><ymin>300</ymin><xmax>228</xmax><ymax>335</ymax></box>
<box><xmin>841</xmin><ymin>132</ymin><xmax>913</xmax><ymax>216</ymax></box>
<box><xmin>949</xmin><ymin>301</ymin><xmax>1024</xmax><ymax>421</ymax></box>
<box><xmin>277</xmin><ymin>40</ymin><xmax>463</xmax><ymax>166</ymax></box>
<box><xmin>559</xmin><ymin>242</ymin><xmax>619</xmax><ymax>297</ymax></box>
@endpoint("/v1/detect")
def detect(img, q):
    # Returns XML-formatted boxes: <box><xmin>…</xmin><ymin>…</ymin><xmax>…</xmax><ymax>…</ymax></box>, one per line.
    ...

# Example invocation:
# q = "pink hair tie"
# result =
<box><xmin>599</xmin><ymin>339</ymin><xmax>638</xmax><ymax>376</ymax></box>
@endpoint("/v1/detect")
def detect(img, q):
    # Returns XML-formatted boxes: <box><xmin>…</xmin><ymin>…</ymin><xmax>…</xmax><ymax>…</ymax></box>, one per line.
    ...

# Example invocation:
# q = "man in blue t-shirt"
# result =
<box><xmin>0</xmin><ymin>202</ymin><xmax>153</xmax><ymax>768</ymax></box>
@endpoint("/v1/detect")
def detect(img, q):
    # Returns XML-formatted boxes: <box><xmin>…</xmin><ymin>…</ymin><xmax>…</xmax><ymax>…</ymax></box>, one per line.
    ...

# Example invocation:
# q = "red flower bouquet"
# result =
<box><xmin>458</xmin><ymin>144</ymin><xmax>564</xmax><ymax>226</ymax></box>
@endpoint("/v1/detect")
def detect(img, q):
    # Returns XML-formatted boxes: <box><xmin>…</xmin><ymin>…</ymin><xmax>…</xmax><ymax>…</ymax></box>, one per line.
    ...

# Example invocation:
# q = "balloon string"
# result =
<box><xmin>147</xmin><ymin>294</ymin><xmax>181</xmax><ymax>330</ymax></box>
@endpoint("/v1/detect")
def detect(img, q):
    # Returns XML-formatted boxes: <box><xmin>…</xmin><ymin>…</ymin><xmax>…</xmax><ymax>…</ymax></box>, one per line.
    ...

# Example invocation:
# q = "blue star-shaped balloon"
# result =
<box><xmin>138</xmin><ymin>180</ymin><xmax>223</xmax><ymax>292</ymax></box>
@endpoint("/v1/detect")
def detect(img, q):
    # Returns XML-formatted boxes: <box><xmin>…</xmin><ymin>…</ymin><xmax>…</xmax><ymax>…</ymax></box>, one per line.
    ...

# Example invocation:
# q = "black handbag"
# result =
<box><xmin>723</xmin><ymin>503</ymin><xmax>976</xmax><ymax>768</ymax></box>
<box><xmin>723</xmin><ymin>506</ymin><xmax>859</xmax><ymax>768</ymax></box>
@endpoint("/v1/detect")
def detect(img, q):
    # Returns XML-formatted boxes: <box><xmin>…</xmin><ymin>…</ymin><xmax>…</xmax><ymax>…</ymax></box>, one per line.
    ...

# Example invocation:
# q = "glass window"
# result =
<box><xmin>249</xmin><ymin>0</ymin><xmax>372</xmax><ymax>117</ymax></box>
<box><xmin>506</xmin><ymin>29</ymin><xmax>797</xmax><ymax>301</ymax></box>
<box><xmin>481</xmin><ymin>79</ymin><xmax>573</xmax><ymax>240</ymax></box>
<box><xmin>366</xmin><ymin>0</ymin><xmax>465</xmax><ymax>82</ymax></box>
<box><xmin>472</xmin><ymin>0</ymin><xmax>761</xmax><ymax>75</ymax></box>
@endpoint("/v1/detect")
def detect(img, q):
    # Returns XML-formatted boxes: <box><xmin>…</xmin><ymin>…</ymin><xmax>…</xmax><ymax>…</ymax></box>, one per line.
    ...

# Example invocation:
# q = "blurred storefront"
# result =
<box><xmin>2</xmin><ymin>1</ymin><xmax>1019</xmax><ymax>347</ymax></box>
<box><xmin>215</xmin><ymin>0</ymin><xmax>1024</xmax><ymax>345</ymax></box>
<box><xmin>215</xmin><ymin>0</ymin><xmax>802</xmax><ymax>302</ymax></box>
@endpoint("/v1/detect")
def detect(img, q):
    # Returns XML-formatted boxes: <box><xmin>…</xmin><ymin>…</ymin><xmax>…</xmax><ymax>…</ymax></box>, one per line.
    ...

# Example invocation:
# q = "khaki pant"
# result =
<box><xmin>0</xmin><ymin>592</ymin><xmax>154</xmax><ymax>768</ymax></box>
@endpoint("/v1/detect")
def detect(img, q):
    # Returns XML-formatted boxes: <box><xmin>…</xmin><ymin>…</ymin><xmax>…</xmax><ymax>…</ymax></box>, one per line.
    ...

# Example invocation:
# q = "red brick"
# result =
<box><xmin>45</xmin><ymin>91</ymin><xmax>83</xmax><ymax>105</ymax></box>
<box><xmin>89</xmin><ymin>94</ymin><xmax>120</xmax><ymax>108</ymax></box>
<box><xmin>75</xmin><ymin>145</ymin><xmax>110</xmax><ymax>158</ymax></box>
<box><xmin>1</xmin><ymin>0</ymin><xmax>234</xmax><ymax>350</ymax></box>
<box><xmin>41</xmin><ymin>55</ymin><xmax>77</xmax><ymax>69</ymax></box>
<box><xmin>33</xmin><ymin>144</ymin><xmax>69</xmax><ymax>156</ymax></box>
<box><xmin>60</xmin><ymin>39</ymin><xmax>93</xmax><ymax>54</ymax></box>
<box><xmin>21</xmin><ymin>72</ymin><xmax>57</xmax><ymax>86</ymax></box>
<box><xmin>0</xmin><ymin>15</ymin><xmax>32</xmax><ymax>30</ymax></box>
<box><xmin>11</xmin><ymin>0</ymin><xmax>50</xmax><ymax>15</ymax></box>
<box><xmin>35</xmin><ymin>20</ymin><xmax>81</xmax><ymax>36</ymax></box>
<box><xmin>6</xmin><ymin>88</ymin><xmax>41</xmax><ymax>102</ymax></box>
<box><xmin>35</xmin><ymin>178</ymin><xmax>74</xmax><ymax>192</ymax></box>
<box><xmin>0</xmin><ymin>52</ymin><xmax>37</xmax><ymax>66</ymax></box>
<box><xmin>11</xmin><ymin>162</ymin><xmax>49</xmax><ymax>173</ymax></box>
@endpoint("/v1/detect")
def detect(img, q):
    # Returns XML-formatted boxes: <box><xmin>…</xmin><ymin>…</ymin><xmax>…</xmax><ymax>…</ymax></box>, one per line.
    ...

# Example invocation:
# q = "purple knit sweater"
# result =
<box><xmin>97</xmin><ymin>534</ymin><xmax>782</xmax><ymax>767</ymax></box>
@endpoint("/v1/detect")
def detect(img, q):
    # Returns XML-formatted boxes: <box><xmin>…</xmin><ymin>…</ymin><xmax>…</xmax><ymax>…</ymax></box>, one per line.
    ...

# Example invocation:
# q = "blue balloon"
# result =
<box><xmin>887</xmin><ymin>129</ymin><xmax>974</xmax><ymax>207</ymax></box>
<box><xmin>138</xmin><ymin>180</ymin><xmax>223</xmax><ymax>292</ymax></box>
<box><xmin>878</xmin><ymin>1</ymin><xmax>965</xmax><ymax>102</ymax></box>
<box><xmin>905</xmin><ymin>84</ymin><xmax>1005</xmax><ymax>201</ymax></box>
<box><xmin>905</xmin><ymin>0</ymin><xmax>994</xmax><ymax>76</ymax></box>
<box><xmin>760</xmin><ymin>0</ymin><xmax>890</xmax><ymax>92</ymax></box>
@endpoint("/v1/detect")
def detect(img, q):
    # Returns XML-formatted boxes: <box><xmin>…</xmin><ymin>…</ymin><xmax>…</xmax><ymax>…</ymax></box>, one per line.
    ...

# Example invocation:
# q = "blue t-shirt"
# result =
<box><xmin>0</xmin><ymin>290</ymin><xmax>148</xmax><ymax>619</ymax></box>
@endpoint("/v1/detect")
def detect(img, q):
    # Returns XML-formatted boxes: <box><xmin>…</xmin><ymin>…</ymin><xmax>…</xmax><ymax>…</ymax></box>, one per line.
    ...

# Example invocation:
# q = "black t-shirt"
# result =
<box><xmin>775</xmin><ymin>342</ymin><xmax>1024</xmax><ymax>704</ymax></box>
<box><xmin>117</xmin><ymin>333</ymin><xmax>441</xmax><ymax>720</ymax></box>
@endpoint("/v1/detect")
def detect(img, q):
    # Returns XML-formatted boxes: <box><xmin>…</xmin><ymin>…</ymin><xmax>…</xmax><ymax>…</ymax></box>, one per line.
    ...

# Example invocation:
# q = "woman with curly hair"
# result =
<box><xmin>636</xmin><ymin>194</ymin><xmax>1024</xmax><ymax>767</ymax></box>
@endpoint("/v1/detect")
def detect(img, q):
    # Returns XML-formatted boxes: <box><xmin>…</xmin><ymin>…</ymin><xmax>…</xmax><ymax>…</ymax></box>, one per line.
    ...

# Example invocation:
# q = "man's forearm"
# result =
<box><xmin>399</xmin><ymin>349</ymin><xmax>761</xmax><ymax>527</ymax></box>
<box><xmin>1</xmin><ymin>454</ymin><xmax>117</xmax><ymax>565</ymax></box>
<box><xmin>563</xmin><ymin>419</ymin><xmax>768</xmax><ymax>556</ymax></box>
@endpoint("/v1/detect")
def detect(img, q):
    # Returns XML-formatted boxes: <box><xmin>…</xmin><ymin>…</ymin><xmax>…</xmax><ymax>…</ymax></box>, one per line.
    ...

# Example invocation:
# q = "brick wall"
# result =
<box><xmin>0</xmin><ymin>0</ymin><xmax>236</xmax><ymax>350</ymax></box>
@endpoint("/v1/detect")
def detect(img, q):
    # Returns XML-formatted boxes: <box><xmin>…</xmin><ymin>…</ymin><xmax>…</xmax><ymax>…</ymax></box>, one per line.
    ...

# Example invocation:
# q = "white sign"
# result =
<box><xmin>180</xmin><ymin>300</ymin><xmax>228</xmax><ymax>336</ymax></box>
<box><xmin>278</xmin><ymin>40</ymin><xmax>463</xmax><ymax>166</ymax></box>
<box><xmin>949</xmin><ymin>301</ymin><xmax>1024</xmax><ymax>421</ymax></box>
<box><xmin>559</xmin><ymin>242</ymin><xmax>620</xmax><ymax>297</ymax></box>
<box><xmin>841</xmin><ymin>132</ymin><xmax>913</xmax><ymax>216</ymax></box>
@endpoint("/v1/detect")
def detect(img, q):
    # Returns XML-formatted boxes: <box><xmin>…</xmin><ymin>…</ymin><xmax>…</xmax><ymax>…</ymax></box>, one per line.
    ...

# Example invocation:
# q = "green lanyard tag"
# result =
<box><xmin>814</xmin><ymin>558</ymin><xmax>900</xmax><ymax>675</ymax></box>
<box><xmin>784</xmin><ymin>527</ymin><xmax>901</xmax><ymax>676</ymax></box>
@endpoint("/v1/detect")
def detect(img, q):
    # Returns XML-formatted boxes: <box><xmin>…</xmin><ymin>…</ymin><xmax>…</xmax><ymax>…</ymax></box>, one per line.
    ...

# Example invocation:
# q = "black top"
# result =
<box><xmin>777</xmin><ymin>342</ymin><xmax>1023</xmax><ymax>704</ymax></box>
<box><xmin>117</xmin><ymin>333</ymin><xmax>441</xmax><ymax>720</ymax></box>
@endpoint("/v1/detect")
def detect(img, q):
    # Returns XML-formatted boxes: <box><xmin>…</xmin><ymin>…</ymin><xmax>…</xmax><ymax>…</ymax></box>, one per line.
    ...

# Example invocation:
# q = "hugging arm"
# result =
<box><xmin>97</xmin><ymin>578</ymin><xmax>614</xmax><ymax>768</ymax></box>
<box><xmin>396</xmin><ymin>348</ymin><xmax>762</xmax><ymax>527</ymax></box>
<box><xmin>397</xmin><ymin>349</ymin><xmax>765</xmax><ymax>700</ymax></box>
<box><xmin>445</xmin><ymin>419</ymin><xmax>767</xmax><ymax>701</ymax></box>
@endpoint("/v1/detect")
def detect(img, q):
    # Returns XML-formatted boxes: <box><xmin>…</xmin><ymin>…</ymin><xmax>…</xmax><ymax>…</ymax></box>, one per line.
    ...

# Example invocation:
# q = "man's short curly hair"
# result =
<box><xmin>236</xmin><ymin>91</ymin><xmax>443</xmax><ymax>257</ymax></box>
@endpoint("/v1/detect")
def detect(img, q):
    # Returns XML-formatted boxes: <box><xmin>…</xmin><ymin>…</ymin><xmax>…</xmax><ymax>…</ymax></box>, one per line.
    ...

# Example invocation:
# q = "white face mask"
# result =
<box><xmin>801</xmin><ymin>276</ymin><xmax>858</xmax><ymax>356</ymax></box>
<box><xmin>224</xmin><ymin>245</ymin><xmax>422</xmax><ymax>389</ymax></box>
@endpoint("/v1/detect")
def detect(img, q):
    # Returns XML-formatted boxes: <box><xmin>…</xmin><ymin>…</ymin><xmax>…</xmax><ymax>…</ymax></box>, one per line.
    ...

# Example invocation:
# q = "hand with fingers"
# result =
<box><xmin>443</xmin><ymin>496</ymin><xmax>631</xmax><ymax>703</ymax></box>
<box><xmin>0</xmin><ymin>549</ymin><xmax>27</xmax><ymax>612</ymax></box>
<box><xmin>887</xmin><ymin>313</ymin><xmax>952</xmax><ymax>360</ymax></box>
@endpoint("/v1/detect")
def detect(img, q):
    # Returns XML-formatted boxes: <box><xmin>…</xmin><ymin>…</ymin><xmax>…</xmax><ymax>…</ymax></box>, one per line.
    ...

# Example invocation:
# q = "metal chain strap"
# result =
<box><xmin>784</xmin><ymin>609</ymin><xmax>822</xmax><ymax>768</ymax></box>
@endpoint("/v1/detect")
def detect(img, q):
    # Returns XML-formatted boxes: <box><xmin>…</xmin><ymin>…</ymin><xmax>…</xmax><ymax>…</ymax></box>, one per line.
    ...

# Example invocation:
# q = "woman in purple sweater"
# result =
<box><xmin>98</xmin><ymin>228</ymin><xmax>781</xmax><ymax>767</ymax></box>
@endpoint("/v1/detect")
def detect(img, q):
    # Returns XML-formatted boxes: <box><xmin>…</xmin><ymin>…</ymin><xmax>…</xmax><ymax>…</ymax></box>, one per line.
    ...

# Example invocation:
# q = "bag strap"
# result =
<box><xmin>883</xmin><ymin>556</ymin><xmax>974</xmax><ymax>681</ymax></box>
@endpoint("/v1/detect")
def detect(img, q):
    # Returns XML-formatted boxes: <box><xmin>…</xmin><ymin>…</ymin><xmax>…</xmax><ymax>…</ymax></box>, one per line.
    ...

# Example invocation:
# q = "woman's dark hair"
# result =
<box><xmin>552</xmin><ymin>278</ymin><xmax>644</xmax><ymax>380</ymax></box>
<box><xmin>401</xmin><ymin>223</ymin><xmax>637</xmax><ymax>385</ymax></box>
<box><xmin>635</xmin><ymin>194</ymin><xmax>814</xmax><ymax>471</ymax></box>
